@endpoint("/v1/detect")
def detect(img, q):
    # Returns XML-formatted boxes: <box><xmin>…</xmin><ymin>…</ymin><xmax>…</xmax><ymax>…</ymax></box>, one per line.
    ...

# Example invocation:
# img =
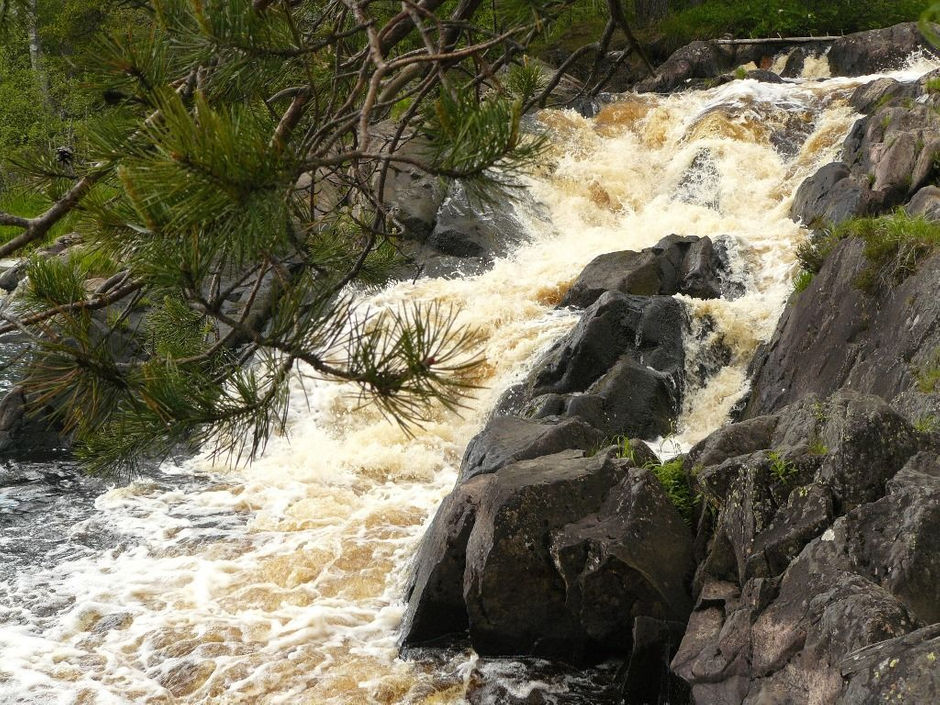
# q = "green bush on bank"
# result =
<box><xmin>659</xmin><ymin>0</ymin><xmax>932</xmax><ymax>46</ymax></box>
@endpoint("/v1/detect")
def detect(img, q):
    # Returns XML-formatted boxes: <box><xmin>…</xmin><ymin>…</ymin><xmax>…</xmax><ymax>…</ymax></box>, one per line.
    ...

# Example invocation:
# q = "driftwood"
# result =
<box><xmin>714</xmin><ymin>36</ymin><xmax>842</xmax><ymax>45</ymax></box>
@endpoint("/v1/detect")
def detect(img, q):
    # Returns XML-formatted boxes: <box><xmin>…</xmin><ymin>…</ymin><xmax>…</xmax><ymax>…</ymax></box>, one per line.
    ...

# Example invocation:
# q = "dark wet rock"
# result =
<box><xmin>458</xmin><ymin>415</ymin><xmax>606</xmax><ymax>482</ymax></box>
<box><xmin>789</xmin><ymin>161</ymin><xmax>867</xmax><ymax>226</ymax></box>
<box><xmin>549</xmin><ymin>468</ymin><xmax>696</xmax><ymax>650</ymax></box>
<box><xmin>744</xmin><ymin>69</ymin><xmax>782</xmax><ymax>83</ymax></box>
<box><xmin>504</xmin><ymin>291</ymin><xmax>686</xmax><ymax>439</ymax></box>
<box><xmin>828</xmin><ymin>23</ymin><xmax>938</xmax><ymax>77</ymax></box>
<box><xmin>838</xmin><ymin>623</ymin><xmax>940</xmax><ymax>705</ymax></box>
<box><xmin>401</xmin><ymin>474</ymin><xmax>493</xmax><ymax>645</ymax></box>
<box><xmin>779</xmin><ymin>46</ymin><xmax>832</xmax><ymax>78</ymax></box>
<box><xmin>618</xmin><ymin>617</ymin><xmax>691</xmax><ymax>705</ymax></box>
<box><xmin>0</xmin><ymin>386</ymin><xmax>69</xmax><ymax>459</ymax></box>
<box><xmin>462</xmin><ymin>450</ymin><xmax>624</xmax><ymax>658</ymax></box>
<box><xmin>463</xmin><ymin>450</ymin><xmax>695</xmax><ymax>660</ymax></box>
<box><xmin>635</xmin><ymin>41</ymin><xmax>737</xmax><ymax>94</ymax></box>
<box><xmin>743</xmin><ymin>239</ymin><xmax>940</xmax><ymax>423</ymax></box>
<box><xmin>905</xmin><ymin>184</ymin><xmax>940</xmax><ymax>221</ymax></box>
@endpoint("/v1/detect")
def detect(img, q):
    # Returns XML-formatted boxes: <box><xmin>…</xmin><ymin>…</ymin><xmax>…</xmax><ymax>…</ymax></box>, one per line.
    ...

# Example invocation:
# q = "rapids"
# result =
<box><xmin>1</xmin><ymin>54</ymin><xmax>938</xmax><ymax>704</ymax></box>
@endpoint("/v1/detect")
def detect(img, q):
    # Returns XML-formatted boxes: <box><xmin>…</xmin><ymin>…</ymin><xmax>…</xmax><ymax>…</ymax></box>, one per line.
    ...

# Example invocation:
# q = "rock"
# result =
<box><xmin>550</xmin><ymin>468</ymin><xmax>696</xmax><ymax>650</ymax></box>
<box><xmin>0</xmin><ymin>386</ymin><xmax>69</xmax><ymax>459</ymax></box>
<box><xmin>618</xmin><ymin>617</ymin><xmax>691</xmax><ymax>705</ymax></box>
<box><xmin>635</xmin><ymin>41</ymin><xmax>736</xmax><ymax>94</ymax></box>
<box><xmin>509</xmin><ymin>291</ymin><xmax>686</xmax><ymax>439</ymax></box>
<box><xmin>458</xmin><ymin>415</ymin><xmax>606</xmax><ymax>482</ymax></box>
<box><xmin>789</xmin><ymin>161</ymin><xmax>867</xmax><ymax>226</ymax></box>
<box><xmin>828</xmin><ymin>23</ymin><xmax>938</xmax><ymax>77</ymax></box>
<box><xmin>848</xmin><ymin>77</ymin><xmax>919</xmax><ymax>114</ymax></box>
<box><xmin>400</xmin><ymin>474</ymin><xmax>493</xmax><ymax>645</ymax></box>
<box><xmin>462</xmin><ymin>449</ymin><xmax>625</xmax><ymax>658</ymax></box>
<box><xmin>905</xmin><ymin>184</ymin><xmax>940</xmax><ymax>221</ymax></box>
<box><xmin>838</xmin><ymin>623</ymin><xmax>940</xmax><ymax>705</ymax></box>
<box><xmin>673</xmin><ymin>395</ymin><xmax>937</xmax><ymax>705</ymax></box>
<box><xmin>743</xmin><ymin>69</ymin><xmax>782</xmax><ymax>83</ymax></box>
<box><xmin>426</xmin><ymin>182</ymin><xmax>529</xmax><ymax>260</ymax></box>
<box><xmin>743</xmin><ymin>238</ymin><xmax>940</xmax><ymax>422</ymax></box>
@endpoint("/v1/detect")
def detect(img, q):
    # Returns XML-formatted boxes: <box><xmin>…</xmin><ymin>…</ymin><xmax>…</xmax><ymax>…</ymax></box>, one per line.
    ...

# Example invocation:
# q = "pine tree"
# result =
<box><xmin>0</xmin><ymin>0</ymin><xmax>644</xmax><ymax>474</ymax></box>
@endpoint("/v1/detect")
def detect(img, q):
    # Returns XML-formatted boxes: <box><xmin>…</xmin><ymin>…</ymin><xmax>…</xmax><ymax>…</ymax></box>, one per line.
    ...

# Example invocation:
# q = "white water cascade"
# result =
<box><xmin>1</xmin><ymin>55</ymin><xmax>937</xmax><ymax>704</ymax></box>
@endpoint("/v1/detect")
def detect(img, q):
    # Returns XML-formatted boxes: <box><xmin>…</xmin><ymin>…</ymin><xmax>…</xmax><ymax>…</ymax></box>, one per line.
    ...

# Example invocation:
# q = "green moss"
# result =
<box><xmin>793</xmin><ymin>269</ymin><xmax>814</xmax><ymax>294</ymax></box>
<box><xmin>917</xmin><ymin>349</ymin><xmax>940</xmax><ymax>393</ymax></box>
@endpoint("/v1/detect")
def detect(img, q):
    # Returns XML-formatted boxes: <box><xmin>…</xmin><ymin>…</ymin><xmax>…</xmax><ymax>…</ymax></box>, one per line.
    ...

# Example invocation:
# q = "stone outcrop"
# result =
<box><xmin>560</xmin><ymin>234</ymin><xmax>728</xmax><ymax>308</ymax></box>
<box><xmin>672</xmin><ymin>394</ymin><xmax>938</xmax><ymax>705</ymax></box>
<box><xmin>828</xmin><ymin>22</ymin><xmax>938</xmax><ymax>77</ymax></box>
<box><xmin>743</xmin><ymin>238</ymin><xmax>940</xmax><ymax>423</ymax></box>
<box><xmin>791</xmin><ymin>71</ymin><xmax>940</xmax><ymax>227</ymax></box>
<box><xmin>495</xmin><ymin>290</ymin><xmax>686</xmax><ymax>440</ymax></box>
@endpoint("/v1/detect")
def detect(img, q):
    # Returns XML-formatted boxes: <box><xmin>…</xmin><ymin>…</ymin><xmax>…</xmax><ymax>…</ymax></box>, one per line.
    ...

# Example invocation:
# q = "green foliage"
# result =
<box><xmin>914</xmin><ymin>414</ymin><xmax>938</xmax><ymax>432</ymax></box>
<box><xmin>796</xmin><ymin>211</ymin><xmax>940</xmax><ymax>293</ymax></box>
<box><xmin>916</xmin><ymin>348</ymin><xmax>940</xmax><ymax>393</ymax></box>
<box><xmin>767</xmin><ymin>449</ymin><xmax>797</xmax><ymax>483</ymax></box>
<box><xmin>645</xmin><ymin>457</ymin><xmax>696</xmax><ymax>526</ymax></box>
<box><xmin>808</xmin><ymin>436</ymin><xmax>828</xmax><ymax>455</ymax></box>
<box><xmin>23</xmin><ymin>255</ymin><xmax>86</xmax><ymax>307</ymax></box>
<box><xmin>659</xmin><ymin>0</ymin><xmax>931</xmax><ymax>46</ymax></box>
<box><xmin>734</xmin><ymin>66</ymin><xmax>747</xmax><ymax>80</ymax></box>
<box><xmin>616</xmin><ymin>435</ymin><xmax>636</xmax><ymax>463</ymax></box>
<box><xmin>792</xmin><ymin>269</ymin><xmax>814</xmax><ymax>294</ymax></box>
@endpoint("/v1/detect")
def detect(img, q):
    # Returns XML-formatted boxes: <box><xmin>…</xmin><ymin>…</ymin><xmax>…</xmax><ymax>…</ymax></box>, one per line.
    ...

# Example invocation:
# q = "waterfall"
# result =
<box><xmin>1</xmin><ymin>55</ymin><xmax>937</xmax><ymax>704</ymax></box>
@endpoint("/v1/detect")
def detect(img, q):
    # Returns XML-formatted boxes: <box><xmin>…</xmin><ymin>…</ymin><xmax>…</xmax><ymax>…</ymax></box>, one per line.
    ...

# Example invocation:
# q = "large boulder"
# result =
<box><xmin>404</xmin><ymin>449</ymin><xmax>697</xmax><ymax>666</ymax></box>
<box><xmin>743</xmin><ymin>239</ymin><xmax>940</xmax><ymax>422</ymax></box>
<box><xmin>828</xmin><ymin>23</ymin><xmax>938</xmax><ymax>77</ymax></box>
<box><xmin>838</xmin><ymin>623</ymin><xmax>940</xmax><ymax>705</ymax></box>
<box><xmin>789</xmin><ymin>161</ymin><xmax>868</xmax><ymax>227</ymax></box>
<box><xmin>560</xmin><ymin>234</ymin><xmax>727</xmax><ymax>308</ymax></box>
<box><xmin>497</xmin><ymin>291</ymin><xmax>686</xmax><ymax>439</ymax></box>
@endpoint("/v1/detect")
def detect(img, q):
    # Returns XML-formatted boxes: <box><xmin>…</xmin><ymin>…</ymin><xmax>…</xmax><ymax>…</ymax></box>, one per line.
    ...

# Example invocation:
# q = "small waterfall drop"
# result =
<box><xmin>1</xmin><ymin>57</ymin><xmax>937</xmax><ymax>704</ymax></box>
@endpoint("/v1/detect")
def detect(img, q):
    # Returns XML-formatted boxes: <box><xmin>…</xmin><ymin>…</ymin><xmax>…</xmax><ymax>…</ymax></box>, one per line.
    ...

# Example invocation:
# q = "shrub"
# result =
<box><xmin>645</xmin><ymin>457</ymin><xmax>696</xmax><ymax>526</ymax></box>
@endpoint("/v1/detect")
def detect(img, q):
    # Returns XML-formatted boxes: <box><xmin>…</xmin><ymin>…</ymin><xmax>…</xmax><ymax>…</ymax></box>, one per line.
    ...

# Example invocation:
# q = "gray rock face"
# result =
<box><xmin>743</xmin><ymin>239</ymin><xmax>940</xmax><ymax>423</ymax></box>
<box><xmin>560</xmin><ymin>234</ymin><xmax>726</xmax><ymax>308</ymax></box>
<box><xmin>838</xmin><ymin>623</ymin><xmax>940</xmax><ymax>705</ymax></box>
<box><xmin>509</xmin><ymin>290</ymin><xmax>686</xmax><ymax>439</ymax></box>
<box><xmin>673</xmin><ymin>395</ymin><xmax>937</xmax><ymax>705</ymax></box>
<box><xmin>906</xmin><ymin>184</ymin><xmax>940</xmax><ymax>221</ymax></box>
<box><xmin>789</xmin><ymin>161</ymin><xmax>867</xmax><ymax>227</ymax></box>
<box><xmin>828</xmin><ymin>23</ymin><xmax>938</xmax><ymax>77</ymax></box>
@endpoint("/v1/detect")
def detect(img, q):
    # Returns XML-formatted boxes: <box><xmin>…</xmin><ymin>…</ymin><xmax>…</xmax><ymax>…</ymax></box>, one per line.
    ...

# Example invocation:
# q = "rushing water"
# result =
<box><xmin>2</xmin><ymin>54</ymin><xmax>938</xmax><ymax>704</ymax></box>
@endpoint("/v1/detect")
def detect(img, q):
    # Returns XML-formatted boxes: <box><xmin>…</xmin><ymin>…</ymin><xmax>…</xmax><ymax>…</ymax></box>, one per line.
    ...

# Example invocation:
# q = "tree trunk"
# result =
<box><xmin>634</xmin><ymin>0</ymin><xmax>669</xmax><ymax>26</ymax></box>
<box><xmin>26</xmin><ymin>0</ymin><xmax>51</xmax><ymax>106</ymax></box>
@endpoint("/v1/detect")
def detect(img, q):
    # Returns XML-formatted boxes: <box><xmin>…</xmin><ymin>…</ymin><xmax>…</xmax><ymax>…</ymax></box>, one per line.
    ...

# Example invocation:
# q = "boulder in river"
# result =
<box><xmin>560</xmin><ymin>234</ymin><xmax>727</xmax><ymax>308</ymax></box>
